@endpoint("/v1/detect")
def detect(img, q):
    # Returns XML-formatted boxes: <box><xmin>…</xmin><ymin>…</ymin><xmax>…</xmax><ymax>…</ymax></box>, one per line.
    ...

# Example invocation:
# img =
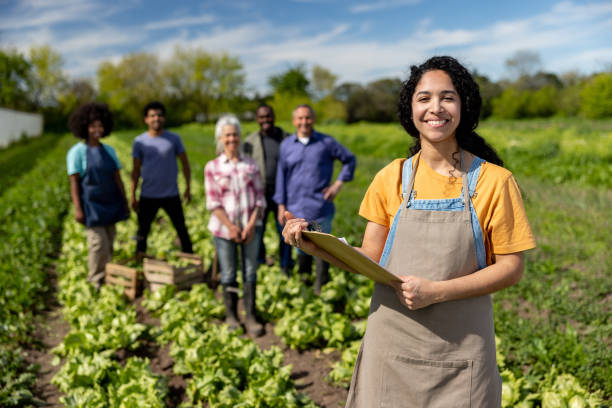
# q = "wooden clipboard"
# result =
<box><xmin>302</xmin><ymin>231</ymin><xmax>400</xmax><ymax>286</ymax></box>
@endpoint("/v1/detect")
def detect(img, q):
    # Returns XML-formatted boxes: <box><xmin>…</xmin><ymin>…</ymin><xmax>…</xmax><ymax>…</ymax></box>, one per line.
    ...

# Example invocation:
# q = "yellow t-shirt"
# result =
<box><xmin>359</xmin><ymin>157</ymin><xmax>536</xmax><ymax>265</ymax></box>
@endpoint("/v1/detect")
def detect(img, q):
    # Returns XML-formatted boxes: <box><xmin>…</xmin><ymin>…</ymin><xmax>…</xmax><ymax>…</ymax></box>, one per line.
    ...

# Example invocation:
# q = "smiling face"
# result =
<box><xmin>411</xmin><ymin>69</ymin><xmax>461</xmax><ymax>147</ymax></box>
<box><xmin>87</xmin><ymin>119</ymin><xmax>104</xmax><ymax>145</ymax></box>
<box><xmin>221</xmin><ymin>124</ymin><xmax>241</xmax><ymax>157</ymax></box>
<box><xmin>292</xmin><ymin>106</ymin><xmax>314</xmax><ymax>138</ymax></box>
<box><xmin>144</xmin><ymin>108</ymin><xmax>165</xmax><ymax>134</ymax></box>
<box><xmin>256</xmin><ymin>106</ymin><xmax>275</xmax><ymax>134</ymax></box>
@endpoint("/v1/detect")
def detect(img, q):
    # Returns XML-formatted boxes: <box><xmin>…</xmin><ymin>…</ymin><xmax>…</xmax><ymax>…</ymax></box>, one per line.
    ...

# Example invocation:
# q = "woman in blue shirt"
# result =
<box><xmin>66</xmin><ymin>103</ymin><xmax>129</xmax><ymax>288</ymax></box>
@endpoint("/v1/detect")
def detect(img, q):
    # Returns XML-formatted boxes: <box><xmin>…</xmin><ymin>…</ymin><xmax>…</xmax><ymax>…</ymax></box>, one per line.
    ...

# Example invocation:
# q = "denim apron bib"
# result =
<box><xmin>81</xmin><ymin>145</ymin><xmax>128</xmax><ymax>227</ymax></box>
<box><xmin>346</xmin><ymin>152</ymin><xmax>501</xmax><ymax>407</ymax></box>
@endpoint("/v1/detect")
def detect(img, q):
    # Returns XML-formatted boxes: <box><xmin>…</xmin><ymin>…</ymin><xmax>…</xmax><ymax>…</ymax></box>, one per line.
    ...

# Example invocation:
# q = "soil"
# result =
<box><xmin>22</xmin><ymin>264</ymin><xmax>69</xmax><ymax>407</ymax></box>
<box><xmin>24</xmin><ymin>270</ymin><xmax>349</xmax><ymax>407</ymax></box>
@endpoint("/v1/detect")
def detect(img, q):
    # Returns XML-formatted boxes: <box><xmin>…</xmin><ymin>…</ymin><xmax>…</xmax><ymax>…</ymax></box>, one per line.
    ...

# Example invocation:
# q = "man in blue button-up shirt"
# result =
<box><xmin>274</xmin><ymin>104</ymin><xmax>356</xmax><ymax>293</ymax></box>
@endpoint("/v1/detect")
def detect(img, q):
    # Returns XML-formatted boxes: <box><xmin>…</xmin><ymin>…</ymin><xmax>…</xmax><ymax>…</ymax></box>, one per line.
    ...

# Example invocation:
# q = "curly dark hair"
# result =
<box><xmin>398</xmin><ymin>56</ymin><xmax>503</xmax><ymax>166</ymax></box>
<box><xmin>143</xmin><ymin>101</ymin><xmax>166</xmax><ymax>118</ymax></box>
<box><xmin>68</xmin><ymin>102</ymin><xmax>114</xmax><ymax>139</ymax></box>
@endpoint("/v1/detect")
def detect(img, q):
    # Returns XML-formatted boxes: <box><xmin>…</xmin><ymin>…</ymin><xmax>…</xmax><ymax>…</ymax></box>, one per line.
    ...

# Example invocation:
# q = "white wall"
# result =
<box><xmin>0</xmin><ymin>108</ymin><xmax>44</xmax><ymax>148</ymax></box>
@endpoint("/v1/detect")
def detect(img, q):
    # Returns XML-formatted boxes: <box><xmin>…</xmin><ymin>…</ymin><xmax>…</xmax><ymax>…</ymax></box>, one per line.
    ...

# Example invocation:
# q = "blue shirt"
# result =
<box><xmin>273</xmin><ymin>130</ymin><xmax>356</xmax><ymax>223</ymax></box>
<box><xmin>132</xmin><ymin>130</ymin><xmax>186</xmax><ymax>198</ymax></box>
<box><xmin>66</xmin><ymin>142</ymin><xmax>121</xmax><ymax>177</ymax></box>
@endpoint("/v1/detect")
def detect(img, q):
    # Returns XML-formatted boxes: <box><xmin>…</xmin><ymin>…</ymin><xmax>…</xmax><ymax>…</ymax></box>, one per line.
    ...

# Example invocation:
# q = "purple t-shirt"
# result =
<box><xmin>132</xmin><ymin>130</ymin><xmax>186</xmax><ymax>198</ymax></box>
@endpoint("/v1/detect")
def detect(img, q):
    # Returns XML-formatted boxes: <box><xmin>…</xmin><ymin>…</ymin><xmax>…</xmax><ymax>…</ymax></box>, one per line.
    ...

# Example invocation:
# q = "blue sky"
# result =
<box><xmin>1</xmin><ymin>0</ymin><xmax>611</xmax><ymax>93</ymax></box>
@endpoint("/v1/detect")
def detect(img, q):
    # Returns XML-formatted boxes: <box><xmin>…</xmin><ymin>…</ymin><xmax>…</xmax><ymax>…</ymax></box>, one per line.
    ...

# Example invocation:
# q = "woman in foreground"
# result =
<box><xmin>283</xmin><ymin>56</ymin><xmax>536</xmax><ymax>406</ymax></box>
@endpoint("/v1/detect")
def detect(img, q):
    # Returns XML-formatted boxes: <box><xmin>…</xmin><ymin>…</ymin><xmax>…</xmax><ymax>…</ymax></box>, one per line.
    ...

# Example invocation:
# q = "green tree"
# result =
<box><xmin>524</xmin><ymin>85</ymin><xmax>558</xmax><ymax>117</ymax></box>
<box><xmin>344</xmin><ymin>78</ymin><xmax>401</xmax><ymax>123</ymax></box>
<box><xmin>473</xmin><ymin>71</ymin><xmax>502</xmax><ymax>119</ymax></box>
<box><xmin>311</xmin><ymin>65</ymin><xmax>338</xmax><ymax>100</ymax></box>
<box><xmin>0</xmin><ymin>48</ymin><xmax>32</xmax><ymax>110</ymax></box>
<box><xmin>492</xmin><ymin>87</ymin><xmax>529</xmax><ymax>118</ymax></box>
<box><xmin>57</xmin><ymin>79</ymin><xmax>97</xmax><ymax>117</ymax></box>
<box><xmin>97</xmin><ymin>52</ymin><xmax>162</xmax><ymax>126</ymax></box>
<box><xmin>556</xmin><ymin>71</ymin><xmax>583</xmax><ymax>117</ymax></box>
<box><xmin>162</xmin><ymin>46</ymin><xmax>245</xmax><ymax>123</ymax></box>
<box><xmin>580</xmin><ymin>73</ymin><xmax>612</xmax><ymax>118</ymax></box>
<box><xmin>28</xmin><ymin>45</ymin><xmax>67</xmax><ymax>108</ymax></box>
<box><xmin>505</xmin><ymin>50</ymin><xmax>541</xmax><ymax>79</ymax></box>
<box><xmin>269</xmin><ymin>64</ymin><xmax>310</xmax><ymax>96</ymax></box>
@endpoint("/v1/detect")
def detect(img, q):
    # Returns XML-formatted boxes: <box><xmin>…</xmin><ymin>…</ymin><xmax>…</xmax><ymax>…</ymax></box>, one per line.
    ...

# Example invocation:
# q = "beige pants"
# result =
<box><xmin>86</xmin><ymin>225</ymin><xmax>116</xmax><ymax>288</ymax></box>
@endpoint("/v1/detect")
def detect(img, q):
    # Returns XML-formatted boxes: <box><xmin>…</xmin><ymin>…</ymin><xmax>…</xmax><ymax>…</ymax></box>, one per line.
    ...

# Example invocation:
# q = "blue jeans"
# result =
<box><xmin>296</xmin><ymin>213</ymin><xmax>333</xmax><ymax>256</ymax></box>
<box><xmin>214</xmin><ymin>226</ymin><xmax>262</xmax><ymax>285</ymax></box>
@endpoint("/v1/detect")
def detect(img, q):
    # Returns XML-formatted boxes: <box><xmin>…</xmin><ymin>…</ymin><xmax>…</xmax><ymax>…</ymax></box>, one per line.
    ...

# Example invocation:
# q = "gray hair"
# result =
<box><xmin>292</xmin><ymin>104</ymin><xmax>316</xmax><ymax>120</ymax></box>
<box><xmin>214</xmin><ymin>114</ymin><xmax>241</xmax><ymax>155</ymax></box>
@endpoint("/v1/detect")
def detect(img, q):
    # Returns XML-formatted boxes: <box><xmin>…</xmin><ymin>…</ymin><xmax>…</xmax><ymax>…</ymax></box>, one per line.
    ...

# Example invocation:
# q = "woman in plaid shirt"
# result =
<box><xmin>204</xmin><ymin>114</ymin><xmax>266</xmax><ymax>336</ymax></box>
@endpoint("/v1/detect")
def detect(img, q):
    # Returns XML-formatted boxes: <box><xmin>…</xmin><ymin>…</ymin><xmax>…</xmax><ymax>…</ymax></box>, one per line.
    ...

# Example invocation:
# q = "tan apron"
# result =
<box><xmin>346</xmin><ymin>152</ymin><xmax>501</xmax><ymax>407</ymax></box>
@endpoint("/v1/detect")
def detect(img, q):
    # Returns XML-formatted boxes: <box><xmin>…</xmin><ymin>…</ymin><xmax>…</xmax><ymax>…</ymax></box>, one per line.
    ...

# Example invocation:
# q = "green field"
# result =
<box><xmin>1</xmin><ymin>118</ymin><xmax>610</xmax><ymax>406</ymax></box>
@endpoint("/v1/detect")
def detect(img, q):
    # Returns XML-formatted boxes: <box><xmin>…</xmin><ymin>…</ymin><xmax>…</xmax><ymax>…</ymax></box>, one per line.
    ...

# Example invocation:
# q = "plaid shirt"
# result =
<box><xmin>204</xmin><ymin>154</ymin><xmax>265</xmax><ymax>239</ymax></box>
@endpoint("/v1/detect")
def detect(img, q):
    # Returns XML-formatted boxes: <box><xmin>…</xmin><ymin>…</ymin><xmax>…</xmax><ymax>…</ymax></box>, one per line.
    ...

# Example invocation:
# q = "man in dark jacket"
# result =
<box><xmin>242</xmin><ymin>104</ymin><xmax>292</xmax><ymax>274</ymax></box>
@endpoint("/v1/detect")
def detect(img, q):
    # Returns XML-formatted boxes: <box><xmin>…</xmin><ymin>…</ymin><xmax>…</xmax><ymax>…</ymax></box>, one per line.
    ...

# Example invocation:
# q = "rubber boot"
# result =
<box><xmin>314</xmin><ymin>257</ymin><xmax>330</xmax><ymax>295</ymax></box>
<box><xmin>281</xmin><ymin>265</ymin><xmax>292</xmax><ymax>277</ymax></box>
<box><xmin>222</xmin><ymin>284</ymin><xmax>240</xmax><ymax>331</ymax></box>
<box><xmin>243</xmin><ymin>282</ymin><xmax>264</xmax><ymax>337</ymax></box>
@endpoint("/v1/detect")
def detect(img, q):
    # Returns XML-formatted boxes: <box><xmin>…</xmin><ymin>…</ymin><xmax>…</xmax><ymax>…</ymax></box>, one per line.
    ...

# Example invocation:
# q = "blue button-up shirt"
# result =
<box><xmin>273</xmin><ymin>130</ymin><xmax>356</xmax><ymax>222</ymax></box>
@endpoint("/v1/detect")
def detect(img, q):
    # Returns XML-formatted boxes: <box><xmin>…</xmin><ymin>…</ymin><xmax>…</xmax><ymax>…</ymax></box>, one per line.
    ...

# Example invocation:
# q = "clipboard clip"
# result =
<box><xmin>307</xmin><ymin>221</ymin><xmax>322</xmax><ymax>232</ymax></box>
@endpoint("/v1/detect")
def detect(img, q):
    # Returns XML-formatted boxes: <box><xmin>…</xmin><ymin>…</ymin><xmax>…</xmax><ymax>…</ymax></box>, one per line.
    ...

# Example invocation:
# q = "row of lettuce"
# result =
<box><xmin>47</xmin><ymin>136</ymin><xmax>318</xmax><ymax>407</ymax></box>
<box><xmin>0</xmin><ymin>134</ymin><xmax>72</xmax><ymax>407</ymax></box>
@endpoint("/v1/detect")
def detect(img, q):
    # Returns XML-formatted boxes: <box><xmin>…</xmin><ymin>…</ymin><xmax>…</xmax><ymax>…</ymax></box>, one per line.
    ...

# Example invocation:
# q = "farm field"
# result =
<box><xmin>1</xmin><ymin>118</ymin><xmax>610</xmax><ymax>407</ymax></box>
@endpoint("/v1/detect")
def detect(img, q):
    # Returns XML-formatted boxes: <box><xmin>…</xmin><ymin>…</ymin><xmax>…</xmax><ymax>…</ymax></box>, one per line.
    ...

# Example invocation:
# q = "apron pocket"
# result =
<box><xmin>381</xmin><ymin>355</ymin><xmax>472</xmax><ymax>408</ymax></box>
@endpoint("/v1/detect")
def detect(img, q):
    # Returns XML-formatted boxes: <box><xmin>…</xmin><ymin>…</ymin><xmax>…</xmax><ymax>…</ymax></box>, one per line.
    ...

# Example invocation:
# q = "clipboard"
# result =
<box><xmin>302</xmin><ymin>231</ymin><xmax>400</xmax><ymax>286</ymax></box>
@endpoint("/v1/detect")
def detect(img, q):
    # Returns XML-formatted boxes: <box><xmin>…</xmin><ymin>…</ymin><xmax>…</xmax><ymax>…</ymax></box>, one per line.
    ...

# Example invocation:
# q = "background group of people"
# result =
<box><xmin>67</xmin><ymin>100</ymin><xmax>356</xmax><ymax>337</ymax></box>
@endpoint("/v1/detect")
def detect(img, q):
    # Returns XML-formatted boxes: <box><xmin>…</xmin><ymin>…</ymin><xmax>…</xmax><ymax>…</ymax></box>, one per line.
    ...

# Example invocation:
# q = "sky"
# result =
<box><xmin>1</xmin><ymin>0</ymin><xmax>611</xmax><ymax>93</ymax></box>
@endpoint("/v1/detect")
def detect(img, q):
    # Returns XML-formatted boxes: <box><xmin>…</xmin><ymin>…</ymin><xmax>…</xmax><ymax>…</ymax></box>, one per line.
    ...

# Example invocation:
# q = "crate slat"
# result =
<box><xmin>105</xmin><ymin>262</ymin><xmax>142</xmax><ymax>300</ymax></box>
<box><xmin>143</xmin><ymin>253</ymin><xmax>205</xmax><ymax>292</ymax></box>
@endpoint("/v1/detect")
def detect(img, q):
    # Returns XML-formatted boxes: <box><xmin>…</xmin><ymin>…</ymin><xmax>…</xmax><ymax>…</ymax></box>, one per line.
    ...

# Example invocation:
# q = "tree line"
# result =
<box><xmin>1</xmin><ymin>46</ymin><xmax>611</xmax><ymax>131</ymax></box>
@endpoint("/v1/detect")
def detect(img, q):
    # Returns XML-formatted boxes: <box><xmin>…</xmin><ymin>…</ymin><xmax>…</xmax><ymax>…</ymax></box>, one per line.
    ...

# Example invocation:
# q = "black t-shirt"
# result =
<box><xmin>261</xmin><ymin>127</ymin><xmax>284</xmax><ymax>194</ymax></box>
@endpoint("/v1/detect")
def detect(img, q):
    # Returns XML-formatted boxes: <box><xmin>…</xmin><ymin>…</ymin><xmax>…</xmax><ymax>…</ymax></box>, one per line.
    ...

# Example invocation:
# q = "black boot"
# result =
<box><xmin>314</xmin><ymin>257</ymin><xmax>330</xmax><ymax>295</ymax></box>
<box><xmin>222</xmin><ymin>284</ymin><xmax>240</xmax><ymax>331</ymax></box>
<box><xmin>281</xmin><ymin>265</ymin><xmax>292</xmax><ymax>277</ymax></box>
<box><xmin>243</xmin><ymin>282</ymin><xmax>264</xmax><ymax>337</ymax></box>
<box><xmin>297</xmin><ymin>253</ymin><xmax>313</xmax><ymax>276</ymax></box>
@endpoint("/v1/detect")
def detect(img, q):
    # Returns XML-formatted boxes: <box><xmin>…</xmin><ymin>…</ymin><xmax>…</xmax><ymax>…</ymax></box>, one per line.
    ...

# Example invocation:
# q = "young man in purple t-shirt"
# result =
<box><xmin>131</xmin><ymin>101</ymin><xmax>193</xmax><ymax>256</ymax></box>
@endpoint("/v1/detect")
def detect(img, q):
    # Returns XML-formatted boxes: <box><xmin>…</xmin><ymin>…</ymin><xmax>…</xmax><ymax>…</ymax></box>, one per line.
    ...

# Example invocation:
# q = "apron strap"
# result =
<box><xmin>466</xmin><ymin>155</ymin><xmax>487</xmax><ymax>269</ymax></box>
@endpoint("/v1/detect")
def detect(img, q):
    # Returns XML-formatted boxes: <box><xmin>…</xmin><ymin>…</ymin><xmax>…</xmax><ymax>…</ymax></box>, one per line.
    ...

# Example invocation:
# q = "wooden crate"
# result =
<box><xmin>144</xmin><ymin>252</ymin><xmax>205</xmax><ymax>292</ymax></box>
<box><xmin>105</xmin><ymin>262</ymin><xmax>142</xmax><ymax>300</ymax></box>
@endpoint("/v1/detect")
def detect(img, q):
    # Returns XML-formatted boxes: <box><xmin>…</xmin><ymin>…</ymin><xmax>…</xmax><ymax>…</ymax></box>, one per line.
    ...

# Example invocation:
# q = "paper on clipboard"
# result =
<box><xmin>302</xmin><ymin>231</ymin><xmax>400</xmax><ymax>286</ymax></box>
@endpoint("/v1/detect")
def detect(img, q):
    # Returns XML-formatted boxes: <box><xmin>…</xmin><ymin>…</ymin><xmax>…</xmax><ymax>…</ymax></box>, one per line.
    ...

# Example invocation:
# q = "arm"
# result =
<box><xmin>178</xmin><ymin>152</ymin><xmax>191</xmax><ymax>203</ymax></box>
<box><xmin>211</xmin><ymin>208</ymin><xmax>242</xmax><ymax>243</ymax></box>
<box><xmin>273</xmin><ymin>150</ymin><xmax>288</xmax><ymax>226</ymax></box>
<box><xmin>282</xmin><ymin>213</ymin><xmax>387</xmax><ymax>275</ymax></box>
<box><xmin>69</xmin><ymin>174</ymin><xmax>85</xmax><ymax>224</ymax></box>
<box><xmin>241</xmin><ymin>207</ymin><xmax>261</xmax><ymax>244</ymax></box>
<box><xmin>204</xmin><ymin>161</ymin><xmax>241</xmax><ymax>243</ymax></box>
<box><xmin>323</xmin><ymin>139</ymin><xmax>356</xmax><ymax>201</ymax></box>
<box><xmin>242</xmin><ymin>163</ymin><xmax>265</xmax><ymax>243</ymax></box>
<box><xmin>130</xmin><ymin>157</ymin><xmax>141</xmax><ymax>211</ymax></box>
<box><xmin>393</xmin><ymin>253</ymin><xmax>524</xmax><ymax>310</ymax></box>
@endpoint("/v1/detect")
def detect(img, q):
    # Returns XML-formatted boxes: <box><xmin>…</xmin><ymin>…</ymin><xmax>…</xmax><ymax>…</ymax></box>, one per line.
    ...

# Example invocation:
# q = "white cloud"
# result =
<box><xmin>144</xmin><ymin>15</ymin><xmax>215</xmax><ymax>30</ymax></box>
<box><xmin>350</xmin><ymin>0</ymin><xmax>420</xmax><ymax>14</ymax></box>
<box><xmin>0</xmin><ymin>0</ymin><xmax>98</xmax><ymax>29</ymax></box>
